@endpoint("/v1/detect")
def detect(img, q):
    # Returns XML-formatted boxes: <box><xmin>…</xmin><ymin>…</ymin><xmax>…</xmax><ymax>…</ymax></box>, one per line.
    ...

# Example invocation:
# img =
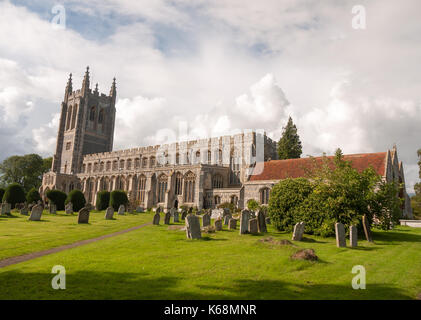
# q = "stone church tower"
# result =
<box><xmin>51</xmin><ymin>67</ymin><xmax>116</xmax><ymax>175</ymax></box>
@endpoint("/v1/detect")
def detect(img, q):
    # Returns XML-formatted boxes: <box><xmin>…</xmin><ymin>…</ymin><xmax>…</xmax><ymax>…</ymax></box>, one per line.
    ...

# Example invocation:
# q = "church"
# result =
<box><xmin>39</xmin><ymin>68</ymin><xmax>413</xmax><ymax>218</ymax></box>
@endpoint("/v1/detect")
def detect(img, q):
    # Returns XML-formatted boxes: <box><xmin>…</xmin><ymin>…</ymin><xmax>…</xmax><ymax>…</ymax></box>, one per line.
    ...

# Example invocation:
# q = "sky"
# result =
<box><xmin>0</xmin><ymin>0</ymin><xmax>420</xmax><ymax>193</ymax></box>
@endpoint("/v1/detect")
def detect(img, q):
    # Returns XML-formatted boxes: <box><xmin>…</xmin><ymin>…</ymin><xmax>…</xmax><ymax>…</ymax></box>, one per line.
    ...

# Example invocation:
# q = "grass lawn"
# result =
<box><xmin>0</xmin><ymin>210</ymin><xmax>152</xmax><ymax>260</ymax></box>
<box><xmin>0</xmin><ymin>211</ymin><xmax>421</xmax><ymax>299</ymax></box>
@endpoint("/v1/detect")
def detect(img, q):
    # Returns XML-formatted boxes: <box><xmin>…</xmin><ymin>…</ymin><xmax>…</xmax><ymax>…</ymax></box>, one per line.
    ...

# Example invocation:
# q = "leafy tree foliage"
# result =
<box><xmin>46</xmin><ymin>189</ymin><xmax>67</xmax><ymax>210</ymax></box>
<box><xmin>412</xmin><ymin>149</ymin><xmax>421</xmax><ymax>219</ymax></box>
<box><xmin>96</xmin><ymin>191</ymin><xmax>110</xmax><ymax>210</ymax></box>
<box><xmin>277</xmin><ymin>116</ymin><xmax>302</xmax><ymax>160</ymax></box>
<box><xmin>2</xmin><ymin>183</ymin><xmax>26</xmax><ymax>209</ymax></box>
<box><xmin>247</xmin><ymin>199</ymin><xmax>260</xmax><ymax>211</ymax></box>
<box><xmin>26</xmin><ymin>187</ymin><xmax>41</xmax><ymax>204</ymax></box>
<box><xmin>217</xmin><ymin>202</ymin><xmax>235</xmax><ymax>212</ymax></box>
<box><xmin>65</xmin><ymin>190</ymin><xmax>86</xmax><ymax>212</ymax></box>
<box><xmin>0</xmin><ymin>154</ymin><xmax>52</xmax><ymax>192</ymax></box>
<box><xmin>0</xmin><ymin>188</ymin><xmax>5</xmax><ymax>202</ymax></box>
<box><xmin>109</xmin><ymin>190</ymin><xmax>128</xmax><ymax>211</ymax></box>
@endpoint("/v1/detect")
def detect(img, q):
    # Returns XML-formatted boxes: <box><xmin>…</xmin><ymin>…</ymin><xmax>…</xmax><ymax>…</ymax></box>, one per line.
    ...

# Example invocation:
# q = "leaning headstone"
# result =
<box><xmin>257</xmin><ymin>210</ymin><xmax>267</xmax><ymax>233</ymax></box>
<box><xmin>29</xmin><ymin>204</ymin><xmax>43</xmax><ymax>221</ymax></box>
<box><xmin>202</xmin><ymin>213</ymin><xmax>211</xmax><ymax>227</ymax></box>
<box><xmin>362</xmin><ymin>215</ymin><xmax>373</xmax><ymax>242</ymax></box>
<box><xmin>78</xmin><ymin>207</ymin><xmax>90</xmax><ymax>224</ymax></box>
<box><xmin>49</xmin><ymin>203</ymin><xmax>57</xmax><ymax>214</ymax></box>
<box><xmin>20</xmin><ymin>206</ymin><xmax>29</xmax><ymax>216</ymax></box>
<box><xmin>136</xmin><ymin>206</ymin><xmax>144</xmax><ymax>213</ymax></box>
<box><xmin>105</xmin><ymin>207</ymin><xmax>114</xmax><ymax>220</ymax></box>
<box><xmin>214</xmin><ymin>219</ymin><xmax>223</xmax><ymax>231</ymax></box>
<box><xmin>181</xmin><ymin>210</ymin><xmax>187</xmax><ymax>220</ymax></box>
<box><xmin>164</xmin><ymin>212</ymin><xmax>171</xmax><ymax>224</ymax></box>
<box><xmin>335</xmin><ymin>222</ymin><xmax>346</xmax><ymax>248</ymax></box>
<box><xmin>65</xmin><ymin>202</ymin><xmax>73</xmax><ymax>214</ymax></box>
<box><xmin>292</xmin><ymin>222</ymin><xmax>305</xmax><ymax>241</ymax></box>
<box><xmin>153</xmin><ymin>212</ymin><xmax>160</xmax><ymax>225</ymax></box>
<box><xmin>118</xmin><ymin>205</ymin><xmax>125</xmax><ymax>215</ymax></box>
<box><xmin>186</xmin><ymin>214</ymin><xmax>201</xmax><ymax>239</ymax></box>
<box><xmin>173</xmin><ymin>211</ymin><xmax>179</xmax><ymax>223</ymax></box>
<box><xmin>224</xmin><ymin>214</ymin><xmax>231</xmax><ymax>226</ymax></box>
<box><xmin>228</xmin><ymin>218</ymin><xmax>237</xmax><ymax>230</ymax></box>
<box><xmin>248</xmin><ymin>218</ymin><xmax>258</xmax><ymax>234</ymax></box>
<box><xmin>239</xmin><ymin>210</ymin><xmax>250</xmax><ymax>235</ymax></box>
<box><xmin>350</xmin><ymin>225</ymin><xmax>358</xmax><ymax>247</ymax></box>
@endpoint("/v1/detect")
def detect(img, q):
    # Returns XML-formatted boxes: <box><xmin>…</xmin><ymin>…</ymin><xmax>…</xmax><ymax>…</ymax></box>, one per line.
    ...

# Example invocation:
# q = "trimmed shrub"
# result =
<box><xmin>65</xmin><ymin>190</ymin><xmax>86</xmax><ymax>212</ymax></box>
<box><xmin>109</xmin><ymin>190</ymin><xmax>128</xmax><ymax>211</ymax></box>
<box><xmin>2</xmin><ymin>183</ymin><xmax>26</xmax><ymax>209</ymax></box>
<box><xmin>0</xmin><ymin>188</ymin><xmax>5</xmax><ymax>202</ymax></box>
<box><xmin>247</xmin><ymin>199</ymin><xmax>259</xmax><ymax>211</ymax></box>
<box><xmin>26</xmin><ymin>187</ymin><xmax>41</xmax><ymax>204</ymax></box>
<box><xmin>46</xmin><ymin>189</ymin><xmax>67</xmax><ymax>210</ymax></box>
<box><xmin>96</xmin><ymin>191</ymin><xmax>110</xmax><ymax>210</ymax></box>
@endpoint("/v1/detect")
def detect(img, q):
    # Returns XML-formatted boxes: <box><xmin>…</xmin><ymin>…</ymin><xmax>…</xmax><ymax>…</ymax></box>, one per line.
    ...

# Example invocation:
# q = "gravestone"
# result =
<box><xmin>228</xmin><ymin>218</ymin><xmax>237</xmax><ymax>230</ymax></box>
<box><xmin>156</xmin><ymin>207</ymin><xmax>162</xmax><ymax>214</ymax></box>
<box><xmin>118</xmin><ymin>205</ymin><xmax>125</xmax><ymax>215</ymax></box>
<box><xmin>49</xmin><ymin>203</ymin><xmax>57</xmax><ymax>214</ymax></box>
<box><xmin>20</xmin><ymin>205</ymin><xmax>29</xmax><ymax>216</ymax></box>
<box><xmin>181</xmin><ymin>210</ymin><xmax>187</xmax><ymax>220</ymax></box>
<box><xmin>188</xmin><ymin>207</ymin><xmax>193</xmax><ymax>214</ymax></box>
<box><xmin>362</xmin><ymin>215</ymin><xmax>373</xmax><ymax>242</ymax></box>
<box><xmin>335</xmin><ymin>222</ymin><xmax>346</xmax><ymax>247</ymax></box>
<box><xmin>292</xmin><ymin>222</ymin><xmax>305</xmax><ymax>241</ymax></box>
<box><xmin>78</xmin><ymin>207</ymin><xmax>90</xmax><ymax>224</ymax></box>
<box><xmin>173</xmin><ymin>211</ymin><xmax>179</xmax><ymax>223</ymax></box>
<box><xmin>153</xmin><ymin>212</ymin><xmax>160</xmax><ymax>225</ymax></box>
<box><xmin>239</xmin><ymin>210</ymin><xmax>250</xmax><ymax>235</ymax></box>
<box><xmin>248</xmin><ymin>218</ymin><xmax>258</xmax><ymax>234</ymax></box>
<box><xmin>185</xmin><ymin>214</ymin><xmax>201</xmax><ymax>239</ymax></box>
<box><xmin>265</xmin><ymin>217</ymin><xmax>271</xmax><ymax>225</ymax></box>
<box><xmin>223</xmin><ymin>208</ymin><xmax>231</xmax><ymax>217</ymax></box>
<box><xmin>224</xmin><ymin>214</ymin><xmax>231</xmax><ymax>226</ymax></box>
<box><xmin>29</xmin><ymin>204</ymin><xmax>43</xmax><ymax>221</ymax></box>
<box><xmin>257</xmin><ymin>210</ymin><xmax>267</xmax><ymax>233</ymax></box>
<box><xmin>65</xmin><ymin>202</ymin><xmax>73</xmax><ymax>214</ymax></box>
<box><xmin>202</xmin><ymin>213</ymin><xmax>211</xmax><ymax>227</ymax></box>
<box><xmin>105</xmin><ymin>207</ymin><xmax>114</xmax><ymax>220</ymax></box>
<box><xmin>136</xmin><ymin>206</ymin><xmax>144</xmax><ymax>213</ymax></box>
<box><xmin>211</xmin><ymin>209</ymin><xmax>223</xmax><ymax>220</ymax></box>
<box><xmin>1</xmin><ymin>203</ymin><xmax>11</xmax><ymax>215</ymax></box>
<box><xmin>164</xmin><ymin>212</ymin><xmax>171</xmax><ymax>224</ymax></box>
<box><xmin>214</xmin><ymin>219</ymin><xmax>223</xmax><ymax>231</ymax></box>
<box><xmin>350</xmin><ymin>225</ymin><xmax>358</xmax><ymax>247</ymax></box>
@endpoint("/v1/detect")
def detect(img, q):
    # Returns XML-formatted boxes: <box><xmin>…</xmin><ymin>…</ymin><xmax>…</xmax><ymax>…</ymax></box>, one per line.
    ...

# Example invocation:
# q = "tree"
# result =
<box><xmin>46</xmin><ymin>189</ymin><xmax>67</xmax><ymax>210</ymax></box>
<box><xmin>109</xmin><ymin>190</ymin><xmax>128</xmax><ymax>211</ymax></box>
<box><xmin>412</xmin><ymin>149</ymin><xmax>421</xmax><ymax>219</ymax></box>
<box><xmin>96</xmin><ymin>191</ymin><xmax>110</xmax><ymax>210</ymax></box>
<box><xmin>0</xmin><ymin>154</ymin><xmax>52</xmax><ymax>192</ymax></box>
<box><xmin>277</xmin><ymin>116</ymin><xmax>302</xmax><ymax>160</ymax></box>
<box><xmin>2</xmin><ymin>183</ymin><xmax>26</xmax><ymax>209</ymax></box>
<box><xmin>26</xmin><ymin>187</ymin><xmax>42</xmax><ymax>204</ymax></box>
<box><xmin>65</xmin><ymin>190</ymin><xmax>86</xmax><ymax>212</ymax></box>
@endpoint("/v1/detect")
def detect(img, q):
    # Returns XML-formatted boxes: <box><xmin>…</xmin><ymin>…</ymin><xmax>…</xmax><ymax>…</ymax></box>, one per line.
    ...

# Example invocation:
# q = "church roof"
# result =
<box><xmin>248</xmin><ymin>152</ymin><xmax>387</xmax><ymax>181</ymax></box>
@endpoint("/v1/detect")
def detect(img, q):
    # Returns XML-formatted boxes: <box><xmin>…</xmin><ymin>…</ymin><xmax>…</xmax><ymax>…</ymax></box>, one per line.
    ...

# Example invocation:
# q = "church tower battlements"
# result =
<box><xmin>51</xmin><ymin>67</ymin><xmax>117</xmax><ymax>175</ymax></box>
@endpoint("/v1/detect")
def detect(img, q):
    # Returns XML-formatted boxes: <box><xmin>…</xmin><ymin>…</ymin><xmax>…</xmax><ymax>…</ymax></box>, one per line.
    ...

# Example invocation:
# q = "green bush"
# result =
<box><xmin>247</xmin><ymin>199</ymin><xmax>260</xmax><ymax>211</ymax></box>
<box><xmin>26</xmin><ymin>187</ymin><xmax>41</xmax><ymax>204</ymax></box>
<box><xmin>0</xmin><ymin>188</ymin><xmax>5</xmax><ymax>202</ymax></box>
<box><xmin>2</xmin><ymin>183</ymin><xmax>26</xmax><ymax>209</ymax></box>
<box><xmin>109</xmin><ymin>190</ymin><xmax>128</xmax><ymax>211</ymax></box>
<box><xmin>217</xmin><ymin>202</ymin><xmax>235</xmax><ymax>212</ymax></box>
<box><xmin>65</xmin><ymin>189</ymin><xmax>86</xmax><ymax>212</ymax></box>
<box><xmin>46</xmin><ymin>189</ymin><xmax>67</xmax><ymax>210</ymax></box>
<box><xmin>96</xmin><ymin>190</ymin><xmax>110</xmax><ymax>210</ymax></box>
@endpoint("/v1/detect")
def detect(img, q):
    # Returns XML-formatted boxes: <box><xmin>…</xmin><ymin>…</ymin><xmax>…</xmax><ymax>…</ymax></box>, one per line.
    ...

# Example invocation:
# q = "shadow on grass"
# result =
<box><xmin>0</xmin><ymin>214</ymin><xmax>20</xmax><ymax>219</ymax></box>
<box><xmin>0</xmin><ymin>270</ymin><xmax>413</xmax><ymax>300</ymax></box>
<box><xmin>300</xmin><ymin>237</ymin><xmax>328</xmax><ymax>244</ymax></box>
<box><xmin>372</xmin><ymin>230</ymin><xmax>421</xmax><ymax>244</ymax></box>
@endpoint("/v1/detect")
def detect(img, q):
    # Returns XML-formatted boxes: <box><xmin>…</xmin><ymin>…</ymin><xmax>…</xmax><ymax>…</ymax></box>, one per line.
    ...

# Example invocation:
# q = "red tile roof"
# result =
<box><xmin>248</xmin><ymin>152</ymin><xmax>387</xmax><ymax>181</ymax></box>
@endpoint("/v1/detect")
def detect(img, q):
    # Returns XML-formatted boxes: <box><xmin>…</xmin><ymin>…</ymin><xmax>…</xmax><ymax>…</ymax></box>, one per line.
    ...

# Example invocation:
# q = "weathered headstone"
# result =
<box><xmin>118</xmin><ymin>205</ymin><xmax>125</xmax><ymax>215</ymax></box>
<box><xmin>239</xmin><ymin>210</ymin><xmax>250</xmax><ymax>235</ymax></box>
<box><xmin>362</xmin><ymin>215</ymin><xmax>373</xmax><ymax>242</ymax></box>
<box><xmin>65</xmin><ymin>202</ymin><xmax>73</xmax><ymax>214</ymax></box>
<box><xmin>20</xmin><ymin>206</ymin><xmax>29</xmax><ymax>216</ymax></box>
<box><xmin>248</xmin><ymin>218</ymin><xmax>258</xmax><ymax>234</ymax></box>
<box><xmin>228</xmin><ymin>218</ymin><xmax>237</xmax><ymax>230</ymax></box>
<box><xmin>350</xmin><ymin>225</ymin><xmax>358</xmax><ymax>247</ymax></box>
<box><xmin>214</xmin><ymin>218</ymin><xmax>223</xmax><ymax>231</ymax></box>
<box><xmin>181</xmin><ymin>210</ymin><xmax>187</xmax><ymax>220</ymax></box>
<box><xmin>164</xmin><ymin>212</ymin><xmax>171</xmax><ymax>224</ymax></box>
<box><xmin>78</xmin><ymin>207</ymin><xmax>90</xmax><ymax>224</ymax></box>
<box><xmin>105</xmin><ymin>207</ymin><xmax>114</xmax><ymax>220</ymax></box>
<box><xmin>257</xmin><ymin>210</ymin><xmax>267</xmax><ymax>233</ymax></box>
<box><xmin>223</xmin><ymin>208</ymin><xmax>231</xmax><ymax>217</ymax></box>
<box><xmin>28</xmin><ymin>204</ymin><xmax>43</xmax><ymax>221</ymax></box>
<box><xmin>153</xmin><ymin>212</ymin><xmax>160</xmax><ymax>225</ymax></box>
<box><xmin>211</xmin><ymin>208</ymin><xmax>223</xmax><ymax>220</ymax></box>
<box><xmin>185</xmin><ymin>214</ymin><xmax>201</xmax><ymax>239</ymax></box>
<box><xmin>202</xmin><ymin>213</ymin><xmax>211</xmax><ymax>227</ymax></box>
<box><xmin>49</xmin><ymin>203</ymin><xmax>57</xmax><ymax>214</ymax></box>
<box><xmin>224</xmin><ymin>214</ymin><xmax>231</xmax><ymax>226</ymax></box>
<box><xmin>136</xmin><ymin>206</ymin><xmax>144</xmax><ymax>213</ymax></box>
<box><xmin>335</xmin><ymin>222</ymin><xmax>346</xmax><ymax>248</ymax></box>
<box><xmin>292</xmin><ymin>222</ymin><xmax>305</xmax><ymax>241</ymax></box>
<box><xmin>1</xmin><ymin>203</ymin><xmax>11</xmax><ymax>215</ymax></box>
<box><xmin>173</xmin><ymin>211</ymin><xmax>179</xmax><ymax>223</ymax></box>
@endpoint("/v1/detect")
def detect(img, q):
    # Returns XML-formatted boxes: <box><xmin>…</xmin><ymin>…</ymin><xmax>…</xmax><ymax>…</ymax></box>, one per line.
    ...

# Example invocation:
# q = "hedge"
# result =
<box><xmin>26</xmin><ymin>187</ymin><xmax>41</xmax><ymax>204</ymax></box>
<box><xmin>109</xmin><ymin>190</ymin><xmax>128</xmax><ymax>211</ymax></box>
<box><xmin>65</xmin><ymin>190</ymin><xmax>86</xmax><ymax>212</ymax></box>
<box><xmin>96</xmin><ymin>191</ymin><xmax>110</xmax><ymax>210</ymax></box>
<box><xmin>0</xmin><ymin>188</ymin><xmax>5</xmax><ymax>202</ymax></box>
<box><xmin>46</xmin><ymin>189</ymin><xmax>67</xmax><ymax>210</ymax></box>
<box><xmin>2</xmin><ymin>183</ymin><xmax>26</xmax><ymax>209</ymax></box>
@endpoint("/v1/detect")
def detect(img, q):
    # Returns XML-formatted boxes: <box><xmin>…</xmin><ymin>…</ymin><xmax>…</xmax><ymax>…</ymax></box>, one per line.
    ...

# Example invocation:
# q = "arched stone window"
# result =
<box><xmin>212</xmin><ymin>174</ymin><xmax>223</xmax><ymax>188</ymax></box>
<box><xmin>106</xmin><ymin>161</ymin><xmax>111</xmax><ymax>171</ymax></box>
<box><xmin>214</xmin><ymin>195</ymin><xmax>221</xmax><ymax>206</ymax></box>
<box><xmin>175</xmin><ymin>172</ymin><xmax>183</xmax><ymax>195</ymax></box>
<box><xmin>134</xmin><ymin>158</ymin><xmax>140</xmax><ymax>169</ymax></box>
<box><xmin>89</xmin><ymin>106</ymin><xmax>96</xmax><ymax>121</ymax></box>
<box><xmin>157</xmin><ymin>174</ymin><xmax>168</xmax><ymax>203</ymax></box>
<box><xmin>183</xmin><ymin>171</ymin><xmax>196</xmax><ymax>203</ymax></box>
<box><xmin>93</xmin><ymin>162</ymin><xmax>99</xmax><ymax>172</ymax></box>
<box><xmin>218</xmin><ymin>149</ymin><xmax>222</xmax><ymax>164</ymax></box>
<box><xmin>149</xmin><ymin>156</ymin><xmax>155</xmax><ymax>168</ymax></box>
<box><xmin>99</xmin><ymin>162</ymin><xmax>104</xmax><ymax>171</ymax></box>
<box><xmin>195</xmin><ymin>151</ymin><xmax>201</xmax><ymax>164</ymax></box>
<box><xmin>126</xmin><ymin>159</ymin><xmax>132</xmax><ymax>170</ymax></box>
<box><xmin>137</xmin><ymin>175</ymin><xmax>147</xmax><ymax>204</ymax></box>
<box><xmin>87</xmin><ymin>163</ymin><xmax>92</xmax><ymax>173</ymax></box>
<box><xmin>66</xmin><ymin>105</ymin><xmax>72</xmax><ymax>130</ymax></box>
<box><xmin>176</xmin><ymin>153</ymin><xmax>180</xmax><ymax>165</ymax></box>
<box><xmin>71</xmin><ymin>104</ymin><xmax>77</xmax><ymax>129</ymax></box>
<box><xmin>230</xmin><ymin>195</ymin><xmax>238</xmax><ymax>206</ymax></box>
<box><xmin>82</xmin><ymin>164</ymin><xmax>86</xmax><ymax>173</ymax></box>
<box><xmin>112</xmin><ymin>160</ymin><xmax>118</xmax><ymax>171</ymax></box>
<box><xmin>207</xmin><ymin>150</ymin><xmax>211</xmax><ymax>164</ymax></box>
<box><xmin>230</xmin><ymin>149</ymin><xmax>241</xmax><ymax>185</ymax></box>
<box><xmin>260</xmin><ymin>187</ymin><xmax>270</xmax><ymax>205</ymax></box>
<box><xmin>142</xmin><ymin>157</ymin><xmax>147</xmax><ymax>168</ymax></box>
<box><xmin>98</xmin><ymin>109</ymin><xmax>104</xmax><ymax>124</ymax></box>
<box><xmin>119</xmin><ymin>159</ymin><xmax>125</xmax><ymax>170</ymax></box>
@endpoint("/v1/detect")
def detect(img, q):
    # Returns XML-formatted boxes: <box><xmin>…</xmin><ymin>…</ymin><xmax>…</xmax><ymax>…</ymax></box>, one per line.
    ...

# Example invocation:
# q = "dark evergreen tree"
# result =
<box><xmin>277</xmin><ymin>116</ymin><xmax>302</xmax><ymax>160</ymax></box>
